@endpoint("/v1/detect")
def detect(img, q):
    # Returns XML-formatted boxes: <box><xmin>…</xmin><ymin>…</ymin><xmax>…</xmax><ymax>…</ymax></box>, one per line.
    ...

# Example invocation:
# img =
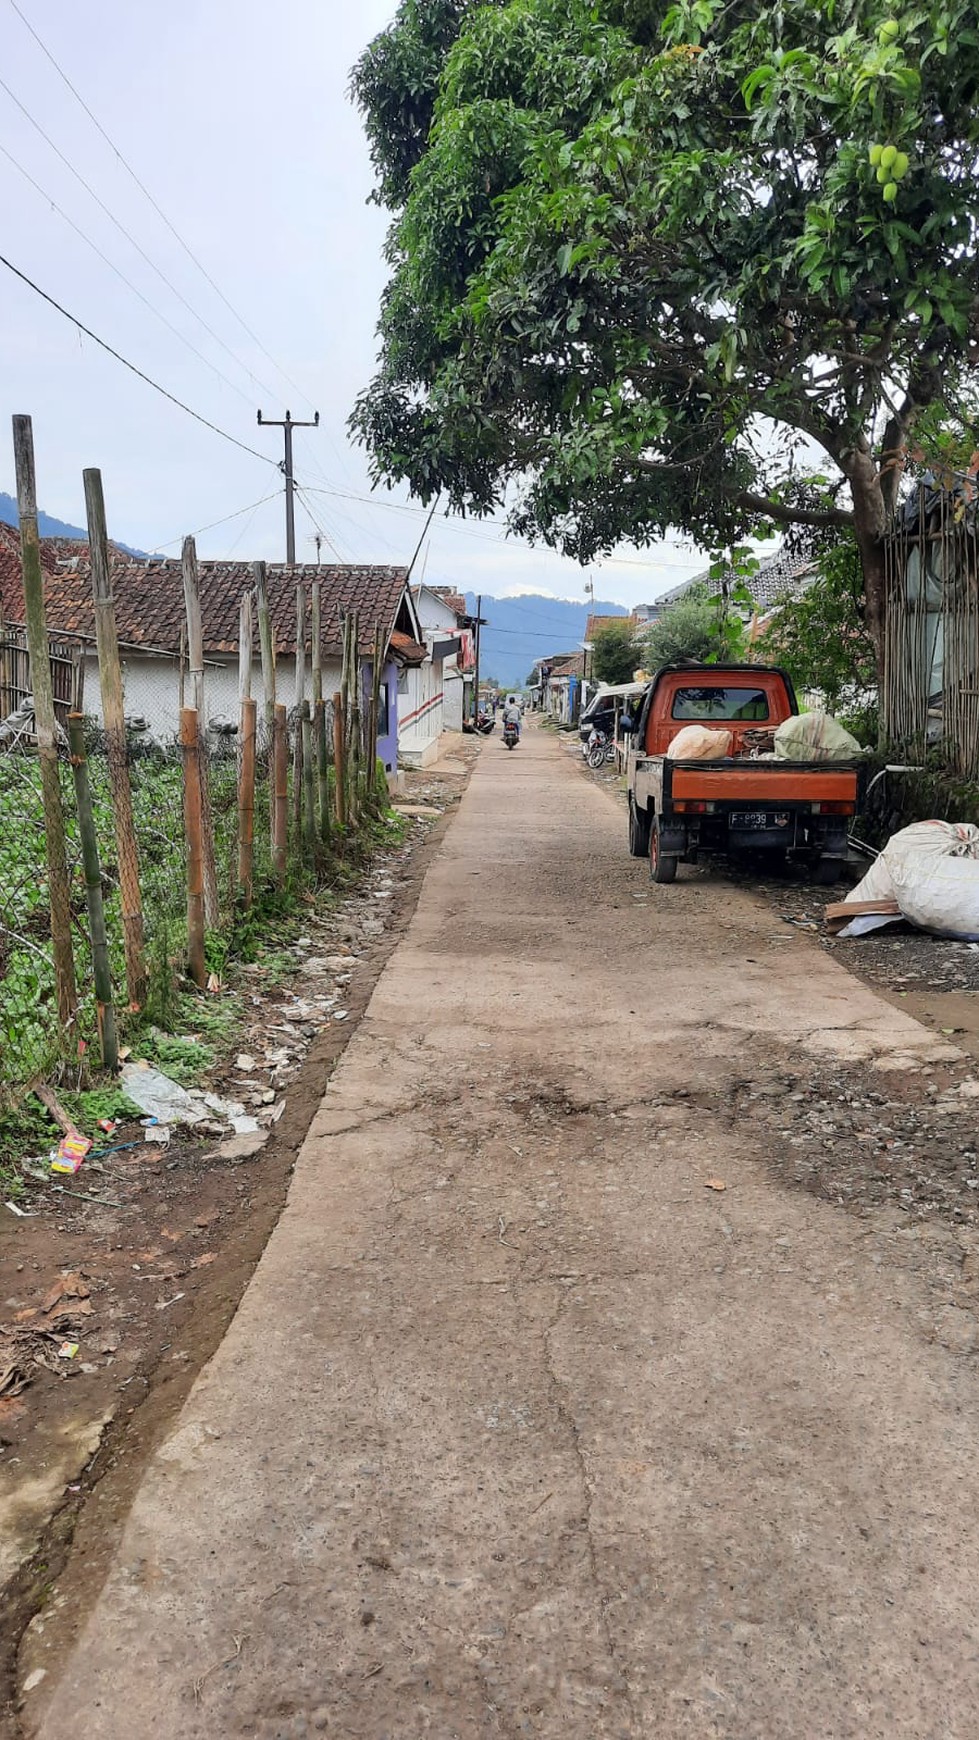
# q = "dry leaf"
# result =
<box><xmin>704</xmin><ymin>1179</ymin><xmax>727</xmax><ymax>1192</ymax></box>
<box><xmin>40</xmin><ymin>1273</ymin><xmax>90</xmax><ymax>1314</ymax></box>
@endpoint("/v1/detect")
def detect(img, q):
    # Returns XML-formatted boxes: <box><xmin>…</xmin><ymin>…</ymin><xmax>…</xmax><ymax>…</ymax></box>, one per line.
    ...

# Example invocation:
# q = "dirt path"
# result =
<box><xmin>20</xmin><ymin>721</ymin><xmax>979</xmax><ymax>1738</ymax></box>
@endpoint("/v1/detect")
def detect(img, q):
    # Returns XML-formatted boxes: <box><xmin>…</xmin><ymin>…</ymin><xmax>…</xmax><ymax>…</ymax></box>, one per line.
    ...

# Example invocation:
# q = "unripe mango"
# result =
<box><xmin>879</xmin><ymin>18</ymin><xmax>900</xmax><ymax>42</ymax></box>
<box><xmin>892</xmin><ymin>150</ymin><xmax>910</xmax><ymax>179</ymax></box>
<box><xmin>883</xmin><ymin>180</ymin><xmax>899</xmax><ymax>202</ymax></box>
<box><xmin>876</xmin><ymin>165</ymin><xmax>890</xmax><ymax>183</ymax></box>
<box><xmin>869</xmin><ymin>142</ymin><xmax>884</xmax><ymax>166</ymax></box>
<box><xmin>881</xmin><ymin>144</ymin><xmax>898</xmax><ymax>170</ymax></box>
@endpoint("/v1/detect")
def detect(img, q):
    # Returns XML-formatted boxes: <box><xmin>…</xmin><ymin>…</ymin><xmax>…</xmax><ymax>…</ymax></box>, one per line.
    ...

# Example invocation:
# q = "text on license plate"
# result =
<box><xmin>730</xmin><ymin>811</ymin><xmax>771</xmax><ymax>829</ymax></box>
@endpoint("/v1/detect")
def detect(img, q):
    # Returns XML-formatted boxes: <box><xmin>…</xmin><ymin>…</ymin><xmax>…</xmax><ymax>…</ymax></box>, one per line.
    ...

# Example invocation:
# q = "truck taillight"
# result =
<box><xmin>812</xmin><ymin>801</ymin><xmax>855</xmax><ymax>815</ymax></box>
<box><xmin>674</xmin><ymin>800</ymin><xmax>707</xmax><ymax>814</ymax></box>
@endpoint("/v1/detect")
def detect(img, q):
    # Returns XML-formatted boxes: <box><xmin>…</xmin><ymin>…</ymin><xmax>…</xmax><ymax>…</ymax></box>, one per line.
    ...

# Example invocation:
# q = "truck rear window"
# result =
<box><xmin>671</xmin><ymin>686</ymin><xmax>770</xmax><ymax>721</ymax></box>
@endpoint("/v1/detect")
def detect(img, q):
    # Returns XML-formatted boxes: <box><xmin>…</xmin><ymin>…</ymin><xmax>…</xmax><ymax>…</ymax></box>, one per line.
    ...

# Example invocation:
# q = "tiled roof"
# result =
<box><xmin>586</xmin><ymin>613</ymin><xmax>638</xmax><ymax>642</ymax></box>
<box><xmin>389</xmin><ymin>631</ymin><xmax>427</xmax><ymax>666</ymax></box>
<box><xmin>0</xmin><ymin>526</ymin><xmax>411</xmax><ymax>658</ymax></box>
<box><xmin>648</xmin><ymin>540</ymin><xmax>817</xmax><ymax>616</ymax></box>
<box><xmin>423</xmin><ymin>585</ymin><xmax>468</xmax><ymax>619</ymax></box>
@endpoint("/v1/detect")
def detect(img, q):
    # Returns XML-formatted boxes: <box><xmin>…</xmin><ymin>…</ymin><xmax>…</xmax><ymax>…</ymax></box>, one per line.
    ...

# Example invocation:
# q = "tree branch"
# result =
<box><xmin>729</xmin><ymin>489</ymin><xmax>853</xmax><ymax>530</ymax></box>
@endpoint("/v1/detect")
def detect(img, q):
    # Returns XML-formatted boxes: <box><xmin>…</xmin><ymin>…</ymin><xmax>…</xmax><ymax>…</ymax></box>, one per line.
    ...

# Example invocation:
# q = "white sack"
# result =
<box><xmin>667</xmin><ymin>725</ymin><xmax>733</xmax><ymax>760</ymax></box>
<box><xmin>839</xmin><ymin>820</ymin><xmax>979</xmax><ymax>939</ymax></box>
<box><xmin>774</xmin><ymin>712</ymin><xmax>863</xmax><ymax>762</ymax></box>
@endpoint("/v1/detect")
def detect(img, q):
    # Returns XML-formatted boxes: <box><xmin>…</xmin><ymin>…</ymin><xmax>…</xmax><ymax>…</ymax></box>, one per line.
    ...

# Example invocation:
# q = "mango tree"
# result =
<box><xmin>352</xmin><ymin>0</ymin><xmax>979</xmax><ymax>670</ymax></box>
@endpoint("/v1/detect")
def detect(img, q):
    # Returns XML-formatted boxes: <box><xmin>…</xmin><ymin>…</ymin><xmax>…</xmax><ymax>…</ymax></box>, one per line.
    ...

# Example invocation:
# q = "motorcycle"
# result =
<box><xmin>502</xmin><ymin>719</ymin><xmax>520</xmax><ymax>750</ymax></box>
<box><xmin>476</xmin><ymin>713</ymin><xmax>495</xmax><ymax>735</ymax></box>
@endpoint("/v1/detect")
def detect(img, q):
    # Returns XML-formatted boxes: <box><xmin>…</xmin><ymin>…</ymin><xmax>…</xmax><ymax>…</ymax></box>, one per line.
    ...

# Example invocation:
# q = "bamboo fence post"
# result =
<box><xmin>181</xmin><ymin>536</ymin><xmax>219</xmax><ymax>928</ymax></box>
<box><xmin>238</xmin><ymin>589</ymin><xmax>253</xmax><ymax>704</ymax></box>
<box><xmin>67</xmin><ymin>712</ymin><xmax>118</xmax><ymax>1071</ymax></box>
<box><xmin>311</xmin><ymin>581</ymin><xmax>330</xmax><ymax>840</ymax></box>
<box><xmin>302</xmin><ymin>702</ymin><xmax>316</xmax><ymax>859</ymax></box>
<box><xmin>180</xmin><ymin>706</ymin><xmax>207</xmax><ymax>990</ymax></box>
<box><xmin>71</xmin><ymin>649</ymin><xmax>85</xmax><ymax>713</ymax></box>
<box><xmin>238</xmin><ymin>696</ymin><xmax>257</xmax><ymax>907</ymax></box>
<box><xmin>272</xmin><ymin>703</ymin><xmax>288</xmax><ymax>882</ymax></box>
<box><xmin>253</xmin><ymin>559</ymin><xmax>276</xmax><ymax>850</ymax></box>
<box><xmin>293</xmin><ymin>583</ymin><xmax>306</xmax><ymax>842</ymax></box>
<box><xmin>83</xmin><ymin>466</ymin><xmax>146</xmax><ymax>1009</ymax></box>
<box><xmin>12</xmin><ymin>417</ymin><xmax>78</xmax><ymax>1031</ymax></box>
<box><xmin>368</xmin><ymin>623</ymin><xmax>383</xmax><ymax>807</ymax></box>
<box><xmin>354</xmin><ymin>612</ymin><xmax>365</xmax><ymax>821</ymax></box>
<box><xmin>333</xmin><ymin>691</ymin><xmax>347</xmax><ymax>829</ymax></box>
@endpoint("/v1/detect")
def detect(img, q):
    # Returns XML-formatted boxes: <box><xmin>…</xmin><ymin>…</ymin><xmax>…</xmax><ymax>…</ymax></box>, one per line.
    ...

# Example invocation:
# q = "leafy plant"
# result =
<box><xmin>591</xmin><ymin>620</ymin><xmax>641</xmax><ymax>684</ymax></box>
<box><xmin>757</xmin><ymin>532</ymin><xmax>878</xmax><ymax>739</ymax></box>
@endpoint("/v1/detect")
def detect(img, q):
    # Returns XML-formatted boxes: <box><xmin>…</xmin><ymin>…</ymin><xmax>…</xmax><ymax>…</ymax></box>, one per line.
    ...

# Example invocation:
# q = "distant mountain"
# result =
<box><xmin>0</xmin><ymin>492</ymin><xmax>146</xmax><ymax>557</ymax></box>
<box><xmin>465</xmin><ymin>592</ymin><xmax>628</xmax><ymax>688</ymax></box>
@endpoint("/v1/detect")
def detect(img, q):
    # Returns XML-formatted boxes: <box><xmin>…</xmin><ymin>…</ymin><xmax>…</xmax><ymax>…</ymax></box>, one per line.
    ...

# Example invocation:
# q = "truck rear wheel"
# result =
<box><xmin>629</xmin><ymin>796</ymin><xmax>652</xmax><ymax>858</ymax></box>
<box><xmin>649</xmin><ymin>819</ymin><xmax>678</xmax><ymax>884</ymax></box>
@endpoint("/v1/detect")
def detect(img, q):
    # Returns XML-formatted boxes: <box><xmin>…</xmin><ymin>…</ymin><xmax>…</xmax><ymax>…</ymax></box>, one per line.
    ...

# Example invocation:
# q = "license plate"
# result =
<box><xmin>731</xmin><ymin>811</ymin><xmax>770</xmax><ymax>829</ymax></box>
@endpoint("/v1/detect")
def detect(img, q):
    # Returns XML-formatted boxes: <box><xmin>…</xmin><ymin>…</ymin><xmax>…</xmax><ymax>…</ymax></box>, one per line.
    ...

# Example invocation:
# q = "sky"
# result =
<box><xmin>0</xmin><ymin>0</ymin><xmax>707</xmax><ymax>611</ymax></box>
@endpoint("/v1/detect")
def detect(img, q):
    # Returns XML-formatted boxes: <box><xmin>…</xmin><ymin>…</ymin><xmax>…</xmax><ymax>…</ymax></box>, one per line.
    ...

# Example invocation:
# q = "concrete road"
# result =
<box><xmin>25</xmin><ymin>724</ymin><xmax>979</xmax><ymax>1737</ymax></box>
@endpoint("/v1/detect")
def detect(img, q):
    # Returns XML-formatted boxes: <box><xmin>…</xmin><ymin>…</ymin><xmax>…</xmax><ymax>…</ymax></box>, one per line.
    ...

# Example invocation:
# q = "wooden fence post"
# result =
<box><xmin>238</xmin><ymin>589</ymin><xmax>253</xmax><ymax>704</ymax></box>
<box><xmin>272</xmin><ymin>703</ymin><xmax>288</xmax><ymax>882</ymax></box>
<box><xmin>13</xmin><ymin>417</ymin><xmax>78</xmax><ymax>1031</ymax></box>
<box><xmin>67</xmin><ymin>713</ymin><xmax>118</xmax><ymax>1071</ymax></box>
<box><xmin>333</xmin><ymin>691</ymin><xmax>347</xmax><ymax>829</ymax></box>
<box><xmin>238</xmin><ymin>696</ymin><xmax>257</xmax><ymax>907</ymax></box>
<box><xmin>293</xmin><ymin>583</ymin><xmax>306</xmax><ymax>842</ymax></box>
<box><xmin>180</xmin><ymin>707</ymin><xmax>206</xmax><ymax>990</ymax></box>
<box><xmin>311</xmin><ymin>581</ymin><xmax>330</xmax><ymax>841</ymax></box>
<box><xmin>83</xmin><ymin>466</ymin><xmax>146</xmax><ymax>1009</ymax></box>
<box><xmin>182</xmin><ymin>536</ymin><xmax>219</xmax><ymax>928</ymax></box>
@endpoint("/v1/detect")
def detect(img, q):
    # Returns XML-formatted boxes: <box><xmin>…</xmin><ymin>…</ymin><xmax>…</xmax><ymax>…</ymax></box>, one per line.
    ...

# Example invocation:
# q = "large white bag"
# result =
<box><xmin>840</xmin><ymin>820</ymin><xmax>979</xmax><ymax>938</ymax></box>
<box><xmin>774</xmin><ymin>712</ymin><xmax>863</xmax><ymax>762</ymax></box>
<box><xmin>667</xmin><ymin>725</ymin><xmax>733</xmax><ymax>760</ymax></box>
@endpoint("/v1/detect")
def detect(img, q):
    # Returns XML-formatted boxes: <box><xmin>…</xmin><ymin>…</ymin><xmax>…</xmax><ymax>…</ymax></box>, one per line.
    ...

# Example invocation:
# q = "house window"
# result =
<box><xmin>397</xmin><ymin>667</ymin><xmax>409</xmax><ymax>695</ymax></box>
<box><xmin>377</xmin><ymin>683</ymin><xmax>390</xmax><ymax>739</ymax></box>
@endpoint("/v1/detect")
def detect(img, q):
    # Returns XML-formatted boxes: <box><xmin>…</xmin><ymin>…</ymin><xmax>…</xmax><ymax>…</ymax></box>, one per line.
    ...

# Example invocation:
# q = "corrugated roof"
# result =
<box><xmin>0</xmin><ymin>526</ymin><xmax>412</xmax><ymax>658</ymax></box>
<box><xmin>646</xmin><ymin>540</ymin><xmax>817</xmax><ymax>616</ymax></box>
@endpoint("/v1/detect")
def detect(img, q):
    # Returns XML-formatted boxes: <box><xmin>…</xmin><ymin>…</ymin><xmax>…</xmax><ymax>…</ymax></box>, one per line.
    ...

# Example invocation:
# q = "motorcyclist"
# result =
<box><xmin>502</xmin><ymin>697</ymin><xmax>522</xmax><ymax>739</ymax></box>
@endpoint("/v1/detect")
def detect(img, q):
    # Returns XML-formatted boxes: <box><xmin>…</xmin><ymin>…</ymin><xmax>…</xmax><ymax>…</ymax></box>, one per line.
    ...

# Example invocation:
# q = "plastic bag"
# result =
<box><xmin>774</xmin><ymin>712</ymin><xmax>863</xmax><ymax>762</ymax></box>
<box><xmin>667</xmin><ymin>725</ymin><xmax>733</xmax><ymax>760</ymax></box>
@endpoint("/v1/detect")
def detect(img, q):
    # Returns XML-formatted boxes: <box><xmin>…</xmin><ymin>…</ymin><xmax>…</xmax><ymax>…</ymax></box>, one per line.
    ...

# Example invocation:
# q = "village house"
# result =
<box><xmin>0</xmin><ymin>526</ymin><xmax>431</xmax><ymax>778</ymax></box>
<box><xmin>411</xmin><ymin>583</ymin><xmax>475</xmax><ymax>742</ymax></box>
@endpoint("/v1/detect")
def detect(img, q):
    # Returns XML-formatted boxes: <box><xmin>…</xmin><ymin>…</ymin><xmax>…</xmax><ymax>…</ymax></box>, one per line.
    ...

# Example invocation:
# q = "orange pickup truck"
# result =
<box><xmin>621</xmin><ymin>664</ymin><xmax>864</xmax><ymax>884</ymax></box>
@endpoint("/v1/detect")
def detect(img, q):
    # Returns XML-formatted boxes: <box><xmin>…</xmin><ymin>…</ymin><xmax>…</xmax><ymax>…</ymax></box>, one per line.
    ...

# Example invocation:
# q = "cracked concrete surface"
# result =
<box><xmin>23</xmin><ymin>723</ymin><xmax>979</xmax><ymax>1737</ymax></box>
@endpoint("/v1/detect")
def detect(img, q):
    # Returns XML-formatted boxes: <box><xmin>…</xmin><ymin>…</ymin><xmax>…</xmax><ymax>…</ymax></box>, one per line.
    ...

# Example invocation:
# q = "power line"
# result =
<box><xmin>293</xmin><ymin>482</ymin><xmax>347</xmax><ymax>563</ymax></box>
<box><xmin>5</xmin><ymin>0</ymin><xmax>320</xmax><ymax>417</ymax></box>
<box><xmin>0</xmin><ymin>249</ymin><xmax>277</xmax><ymax>465</ymax></box>
<box><xmin>0</xmin><ymin>66</ymin><xmax>278</xmax><ymax>406</ymax></box>
<box><xmin>0</xmin><ymin>134</ymin><xmax>259</xmax><ymax>405</ymax></box>
<box><xmin>146</xmin><ymin>489</ymin><xmax>285</xmax><ymax>554</ymax></box>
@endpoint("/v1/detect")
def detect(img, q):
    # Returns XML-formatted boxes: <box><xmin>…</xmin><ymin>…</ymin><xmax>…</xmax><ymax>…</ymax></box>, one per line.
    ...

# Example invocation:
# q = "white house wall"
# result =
<box><xmin>398</xmin><ymin>658</ymin><xmax>444</xmax><ymax>767</ymax></box>
<box><xmin>81</xmin><ymin>653</ymin><xmax>347</xmax><ymax>742</ymax></box>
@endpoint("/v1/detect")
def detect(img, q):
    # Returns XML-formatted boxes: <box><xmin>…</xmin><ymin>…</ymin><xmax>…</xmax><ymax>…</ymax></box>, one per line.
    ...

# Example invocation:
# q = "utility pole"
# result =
<box><xmin>471</xmin><ymin>593</ymin><xmax>487</xmax><ymax>724</ymax></box>
<box><xmin>257</xmin><ymin>408</ymin><xmax>319</xmax><ymax>563</ymax></box>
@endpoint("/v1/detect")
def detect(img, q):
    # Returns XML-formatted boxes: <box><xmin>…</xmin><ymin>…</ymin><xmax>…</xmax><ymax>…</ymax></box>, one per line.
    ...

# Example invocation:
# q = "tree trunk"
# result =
<box><xmin>848</xmin><ymin>454</ymin><xmax>888</xmax><ymax>674</ymax></box>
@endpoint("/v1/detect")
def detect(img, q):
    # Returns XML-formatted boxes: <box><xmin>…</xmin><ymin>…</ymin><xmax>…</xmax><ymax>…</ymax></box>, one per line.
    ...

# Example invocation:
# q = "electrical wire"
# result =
<box><xmin>5</xmin><ymin>0</ymin><xmax>321</xmax><ymax>418</ymax></box>
<box><xmin>0</xmin><ymin>249</ymin><xmax>278</xmax><ymax>465</ymax></box>
<box><xmin>293</xmin><ymin>482</ymin><xmax>346</xmax><ymax>563</ymax></box>
<box><xmin>0</xmin><ymin>135</ymin><xmax>261</xmax><ymax>404</ymax></box>
<box><xmin>146</xmin><ymin>489</ymin><xmax>285</xmax><ymax>555</ymax></box>
<box><xmin>0</xmin><ymin>66</ymin><xmax>277</xmax><ymax>406</ymax></box>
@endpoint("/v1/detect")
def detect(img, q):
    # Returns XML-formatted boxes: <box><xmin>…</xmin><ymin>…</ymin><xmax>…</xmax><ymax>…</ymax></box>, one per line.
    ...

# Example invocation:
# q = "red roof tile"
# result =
<box><xmin>0</xmin><ymin>526</ymin><xmax>412</xmax><ymax>658</ymax></box>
